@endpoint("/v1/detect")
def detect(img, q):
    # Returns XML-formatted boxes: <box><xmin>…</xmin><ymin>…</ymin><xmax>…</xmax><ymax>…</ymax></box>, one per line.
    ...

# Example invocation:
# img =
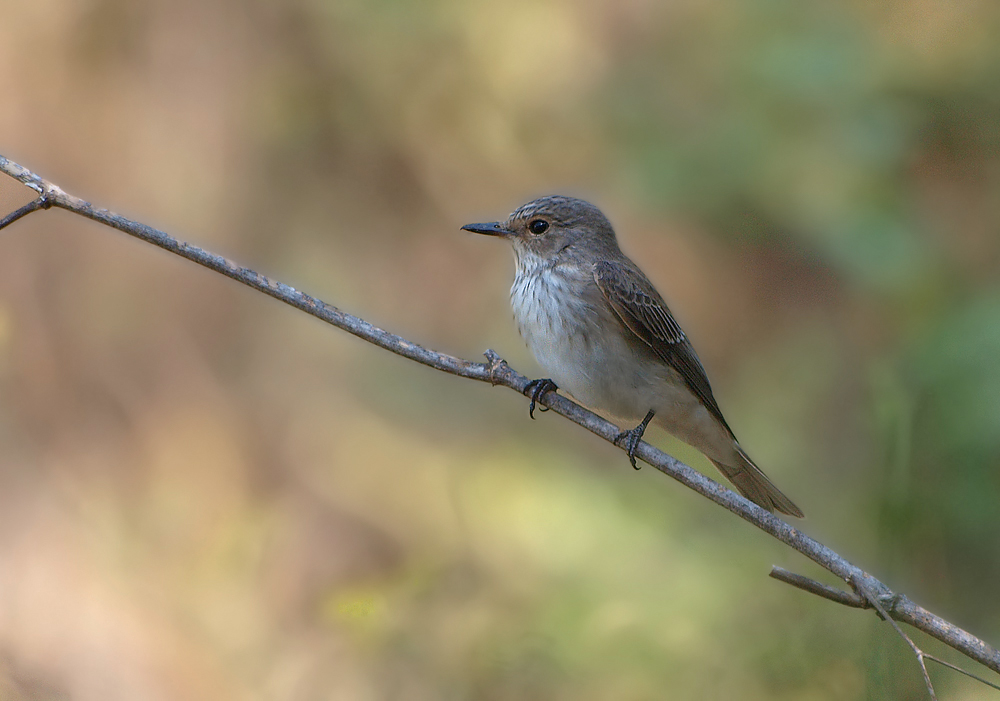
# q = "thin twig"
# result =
<box><xmin>852</xmin><ymin>576</ymin><xmax>937</xmax><ymax>700</ymax></box>
<box><xmin>925</xmin><ymin>655</ymin><xmax>1000</xmax><ymax>692</ymax></box>
<box><xmin>769</xmin><ymin>567</ymin><xmax>867</xmax><ymax>608</ymax></box>
<box><xmin>1</xmin><ymin>154</ymin><xmax>999</xmax><ymax>689</ymax></box>
<box><xmin>0</xmin><ymin>196</ymin><xmax>45</xmax><ymax>230</ymax></box>
<box><xmin>773</xmin><ymin>566</ymin><xmax>1000</xmax><ymax>693</ymax></box>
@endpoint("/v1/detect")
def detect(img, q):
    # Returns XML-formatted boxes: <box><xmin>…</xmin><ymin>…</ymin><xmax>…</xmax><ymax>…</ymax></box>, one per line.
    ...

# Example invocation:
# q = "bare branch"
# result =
<box><xmin>774</xmin><ymin>568</ymin><xmax>1000</xmax><ymax>696</ymax></box>
<box><xmin>2</xmin><ymin>154</ymin><xmax>999</xmax><ymax>689</ymax></box>
<box><xmin>0</xmin><ymin>196</ymin><xmax>46</xmax><ymax>230</ymax></box>
<box><xmin>769</xmin><ymin>567</ymin><xmax>867</xmax><ymax>608</ymax></box>
<box><xmin>925</xmin><ymin>655</ymin><xmax>1000</xmax><ymax>692</ymax></box>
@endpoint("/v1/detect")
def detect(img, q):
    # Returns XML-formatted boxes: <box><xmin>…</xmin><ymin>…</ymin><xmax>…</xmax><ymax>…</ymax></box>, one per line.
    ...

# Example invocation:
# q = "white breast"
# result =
<box><xmin>510</xmin><ymin>257</ymin><xmax>664</xmax><ymax>421</ymax></box>
<box><xmin>511</xmin><ymin>265</ymin><xmax>593</xmax><ymax>390</ymax></box>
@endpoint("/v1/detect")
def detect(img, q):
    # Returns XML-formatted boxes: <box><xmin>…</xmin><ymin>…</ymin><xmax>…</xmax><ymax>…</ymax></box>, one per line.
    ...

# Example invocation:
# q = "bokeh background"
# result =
<box><xmin>2</xmin><ymin>1</ymin><xmax>999</xmax><ymax>699</ymax></box>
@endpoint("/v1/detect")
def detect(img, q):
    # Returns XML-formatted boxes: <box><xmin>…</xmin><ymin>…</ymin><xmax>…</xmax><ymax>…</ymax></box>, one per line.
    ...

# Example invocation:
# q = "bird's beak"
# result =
<box><xmin>461</xmin><ymin>221</ymin><xmax>514</xmax><ymax>237</ymax></box>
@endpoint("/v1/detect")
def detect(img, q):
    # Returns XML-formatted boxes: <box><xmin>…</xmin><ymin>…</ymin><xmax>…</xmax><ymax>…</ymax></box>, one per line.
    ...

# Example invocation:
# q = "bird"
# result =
<box><xmin>462</xmin><ymin>195</ymin><xmax>803</xmax><ymax>517</ymax></box>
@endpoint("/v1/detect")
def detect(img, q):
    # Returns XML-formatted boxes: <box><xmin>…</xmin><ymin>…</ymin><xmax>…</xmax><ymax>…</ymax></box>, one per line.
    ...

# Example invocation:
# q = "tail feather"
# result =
<box><xmin>710</xmin><ymin>448</ymin><xmax>803</xmax><ymax>518</ymax></box>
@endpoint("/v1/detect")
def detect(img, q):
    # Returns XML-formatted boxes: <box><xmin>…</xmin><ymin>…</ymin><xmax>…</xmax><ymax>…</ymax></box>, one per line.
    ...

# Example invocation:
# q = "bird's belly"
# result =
<box><xmin>512</xmin><ymin>278</ymin><xmax>733</xmax><ymax>460</ymax></box>
<box><xmin>518</xmin><ymin>308</ymin><xmax>678</xmax><ymax>423</ymax></box>
<box><xmin>529</xmin><ymin>327</ymin><xmax>732</xmax><ymax>459</ymax></box>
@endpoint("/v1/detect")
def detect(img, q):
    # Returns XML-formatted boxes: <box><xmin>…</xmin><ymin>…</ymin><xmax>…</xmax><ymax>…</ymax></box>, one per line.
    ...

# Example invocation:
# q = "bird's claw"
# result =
<box><xmin>615</xmin><ymin>427</ymin><xmax>645</xmax><ymax>469</ymax></box>
<box><xmin>524</xmin><ymin>378</ymin><xmax>557</xmax><ymax>419</ymax></box>
<box><xmin>615</xmin><ymin>410</ymin><xmax>655</xmax><ymax>470</ymax></box>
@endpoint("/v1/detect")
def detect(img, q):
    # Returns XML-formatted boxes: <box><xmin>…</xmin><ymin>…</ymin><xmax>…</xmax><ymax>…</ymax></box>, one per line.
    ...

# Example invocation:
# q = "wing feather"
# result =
<box><xmin>593</xmin><ymin>259</ymin><xmax>732</xmax><ymax>435</ymax></box>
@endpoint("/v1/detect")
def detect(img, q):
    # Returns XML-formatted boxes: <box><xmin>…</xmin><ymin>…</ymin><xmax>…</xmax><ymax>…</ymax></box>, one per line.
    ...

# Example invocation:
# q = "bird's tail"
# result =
<box><xmin>710</xmin><ymin>447</ymin><xmax>804</xmax><ymax>518</ymax></box>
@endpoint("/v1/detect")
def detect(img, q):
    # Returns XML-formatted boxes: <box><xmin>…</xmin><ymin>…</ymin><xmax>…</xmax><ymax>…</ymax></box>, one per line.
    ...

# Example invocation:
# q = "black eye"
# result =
<box><xmin>528</xmin><ymin>219</ymin><xmax>549</xmax><ymax>235</ymax></box>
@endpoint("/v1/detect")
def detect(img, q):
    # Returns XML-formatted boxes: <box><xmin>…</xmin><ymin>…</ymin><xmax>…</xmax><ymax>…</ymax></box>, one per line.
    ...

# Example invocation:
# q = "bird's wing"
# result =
<box><xmin>593</xmin><ymin>259</ymin><xmax>732</xmax><ymax>435</ymax></box>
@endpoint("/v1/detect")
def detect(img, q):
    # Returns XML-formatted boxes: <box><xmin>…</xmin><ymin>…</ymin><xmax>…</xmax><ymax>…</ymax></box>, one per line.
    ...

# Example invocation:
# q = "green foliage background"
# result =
<box><xmin>1</xmin><ymin>0</ymin><xmax>998</xmax><ymax>698</ymax></box>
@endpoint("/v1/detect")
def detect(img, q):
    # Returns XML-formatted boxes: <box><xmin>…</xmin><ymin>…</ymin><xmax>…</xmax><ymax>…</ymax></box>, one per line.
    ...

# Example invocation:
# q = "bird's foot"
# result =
<box><xmin>524</xmin><ymin>378</ymin><xmax>558</xmax><ymax>419</ymax></box>
<box><xmin>615</xmin><ymin>410</ymin><xmax>656</xmax><ymax>470</ymax></box>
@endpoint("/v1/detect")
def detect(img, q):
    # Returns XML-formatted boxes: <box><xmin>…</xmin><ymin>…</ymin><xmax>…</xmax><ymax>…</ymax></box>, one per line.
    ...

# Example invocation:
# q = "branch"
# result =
<box><xmin>769</xmin><ymin>567</ymin><xmax>867</xmax><ymax>608</ymax></box>
<box><xmin>2</xmin><ymin>154</ymin><xmax>999</xmax><ymax>692</ymax></box>
<box><xmin>769</xmin><ymin>568</ymin><xmax>1000</xmax><ymax>694</ymax></box>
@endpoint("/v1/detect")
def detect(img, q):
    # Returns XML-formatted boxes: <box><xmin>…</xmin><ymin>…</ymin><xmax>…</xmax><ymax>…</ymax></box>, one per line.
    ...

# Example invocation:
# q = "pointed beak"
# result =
<box><xmin>461</xmin><ymin>221</ymin><xmax>514</xmax><ymax>237</ymax></box>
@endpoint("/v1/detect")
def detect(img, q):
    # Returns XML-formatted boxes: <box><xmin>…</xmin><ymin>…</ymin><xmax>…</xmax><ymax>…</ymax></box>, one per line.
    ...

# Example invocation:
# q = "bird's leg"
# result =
<box><xmin>523</xmin><ymin>378</ymin><xmax>558</xmax><ymax>419</ymax></box>
<box><xmin>615</xmin><ymin>410</ymin><xmax>655</xmax><ymax>469</ymax></box>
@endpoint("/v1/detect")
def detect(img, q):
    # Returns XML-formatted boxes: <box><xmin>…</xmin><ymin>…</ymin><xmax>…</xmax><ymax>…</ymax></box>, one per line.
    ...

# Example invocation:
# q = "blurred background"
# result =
<box><xmin>1</xmin><ymin>0</ymin><xmax>999</xmax><ymax>698</ymax></box>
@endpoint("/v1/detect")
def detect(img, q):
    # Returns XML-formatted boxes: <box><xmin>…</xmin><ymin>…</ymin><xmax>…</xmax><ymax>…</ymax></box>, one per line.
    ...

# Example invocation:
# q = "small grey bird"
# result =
<box><xmin>463</xmin><ymin>195</ymin><xmax>803</xmax><ymax>517</ymax></box>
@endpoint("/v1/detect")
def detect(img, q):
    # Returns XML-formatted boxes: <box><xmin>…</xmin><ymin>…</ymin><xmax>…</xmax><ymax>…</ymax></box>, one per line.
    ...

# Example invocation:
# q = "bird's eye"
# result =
<box><xmin>528</xmin><ymin>219</ymin><xmax>549</xmax><ymax>235</ymax></box>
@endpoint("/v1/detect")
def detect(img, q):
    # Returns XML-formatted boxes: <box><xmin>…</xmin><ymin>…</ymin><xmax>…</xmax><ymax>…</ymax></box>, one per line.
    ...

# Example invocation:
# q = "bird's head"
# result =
<box><xmin>462</xmin><ymin>195</ymin><xmax>619</xmax><ymax>266</ymax></box>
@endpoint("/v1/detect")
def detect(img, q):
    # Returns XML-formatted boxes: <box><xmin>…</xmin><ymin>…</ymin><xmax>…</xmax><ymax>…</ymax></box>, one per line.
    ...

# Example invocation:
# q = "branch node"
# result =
<box><xmin>883</xmin><ymin>592</ymin><xmax>907</xmax><ymax>615</ymax></box>
<box><xmin>850</xmin><ymin>576</ymin><xmax>887</xmax><ymax>621</ymax></box>
<box><xmin>483</xmin><ymin>349</ymin><xmax>508</xmax><ymax>386</ymax></box>
<box><xmin>850</xmin><ymin>575</ymin><xmax>938</xmax><ymax>700</ymax></box>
